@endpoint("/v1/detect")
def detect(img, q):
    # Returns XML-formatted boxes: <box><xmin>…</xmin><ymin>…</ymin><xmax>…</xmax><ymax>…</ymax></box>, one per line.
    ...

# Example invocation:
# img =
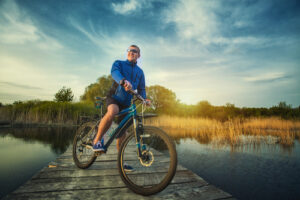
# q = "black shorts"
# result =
<box><xmin>106</xmin><ymin>96</ymin><xmax>129</xmax><ymax>138</ymax></box>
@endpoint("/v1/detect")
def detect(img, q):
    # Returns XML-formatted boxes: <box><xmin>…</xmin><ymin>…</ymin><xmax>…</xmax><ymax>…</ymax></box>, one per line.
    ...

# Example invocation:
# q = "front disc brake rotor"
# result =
<box><xmin>139</xmin><ymin>150</ymin><xmax>154</xmax><ymax>167</ymax></box>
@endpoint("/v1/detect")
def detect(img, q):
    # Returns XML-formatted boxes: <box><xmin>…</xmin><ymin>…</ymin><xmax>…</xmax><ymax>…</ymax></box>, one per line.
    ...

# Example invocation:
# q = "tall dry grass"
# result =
<box><xmin>0</xmin><ymin>100</ymin><xmax>98</xmax><ymax>125</ymax></box>
<box><xmin>145</xmin><ymin>115</ymin><xmax>300</xmax><ymax>147</ymax></box>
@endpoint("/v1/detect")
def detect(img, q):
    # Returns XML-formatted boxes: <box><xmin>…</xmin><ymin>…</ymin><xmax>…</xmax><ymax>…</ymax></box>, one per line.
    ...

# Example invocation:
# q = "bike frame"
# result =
<box><xmin>102</xmin><ymin>100</ymin><xmax>143</xmax><ymax>157</ymax></box>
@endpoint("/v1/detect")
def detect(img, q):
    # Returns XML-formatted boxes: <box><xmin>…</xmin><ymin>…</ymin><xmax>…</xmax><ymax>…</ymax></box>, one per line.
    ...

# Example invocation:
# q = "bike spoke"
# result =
<box><xmin>119</xmin><ymin>126</ymin><xmax>175</xmax><ymax>192</ymax></box>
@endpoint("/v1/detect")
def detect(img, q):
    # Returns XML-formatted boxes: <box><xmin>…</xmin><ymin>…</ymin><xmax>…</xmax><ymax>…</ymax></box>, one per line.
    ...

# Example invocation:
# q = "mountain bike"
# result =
<box><xmin>72</xmin><ymin>89</ymin><xmax>177</xmax><ymax>196</ymax></box>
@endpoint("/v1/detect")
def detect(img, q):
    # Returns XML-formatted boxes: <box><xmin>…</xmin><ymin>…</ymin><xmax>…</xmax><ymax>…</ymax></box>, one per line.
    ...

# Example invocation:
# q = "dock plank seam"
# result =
<box><xmin>12</xmin><ymin>180</ymin><xmax>205</xmax><ymax>195</ymax></box>
<box><xmin>31</xmin><ymin>169</ymin><xmax>191</xmax><ymax>180</ymax></box>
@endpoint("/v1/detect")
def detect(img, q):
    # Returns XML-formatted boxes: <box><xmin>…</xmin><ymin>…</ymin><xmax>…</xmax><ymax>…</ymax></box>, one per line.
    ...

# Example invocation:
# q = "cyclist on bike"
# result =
<box><xmin>92</xmin><ymin>45</ymin><xmax>150</xmax><ymax>166</ymax></box>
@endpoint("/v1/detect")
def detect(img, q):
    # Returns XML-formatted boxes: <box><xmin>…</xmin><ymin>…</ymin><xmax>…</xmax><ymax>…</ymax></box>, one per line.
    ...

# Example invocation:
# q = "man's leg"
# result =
<box><xmin>93</xmin><ymin>104</ymin><xmax>119</xmax><ymax>145</ymax></box>
<box><xmin>117</xmin><ymin>130</ymin><xmax>134</xmax><ymax>171</ymax></box>
<box><xmin>116</xmin><ymin>131</ymin><xmax>127</xmax><ymax>152</ymax></box>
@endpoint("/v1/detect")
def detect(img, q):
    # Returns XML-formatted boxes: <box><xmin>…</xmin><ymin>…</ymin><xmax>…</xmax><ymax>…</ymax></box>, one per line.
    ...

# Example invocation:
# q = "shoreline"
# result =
<box><xmin>0</xmin><ymin>121</ymin><xmax>79</xmax><ymax>128</ymax></box>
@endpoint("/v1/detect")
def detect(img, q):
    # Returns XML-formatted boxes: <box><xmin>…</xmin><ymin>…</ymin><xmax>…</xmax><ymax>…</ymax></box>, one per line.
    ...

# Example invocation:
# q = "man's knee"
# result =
<box><xmin>106</xmin><ymin>104</ymin><xmax>119</xmax><ymax>120</ymax></box>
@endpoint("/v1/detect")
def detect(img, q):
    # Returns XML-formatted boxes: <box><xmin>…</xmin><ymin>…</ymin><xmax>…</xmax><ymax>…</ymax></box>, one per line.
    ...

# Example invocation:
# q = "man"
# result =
<box><xmin>92</xmin><ymin>45</ymin><xmax>149</xmax><ymax>165</ymax></box>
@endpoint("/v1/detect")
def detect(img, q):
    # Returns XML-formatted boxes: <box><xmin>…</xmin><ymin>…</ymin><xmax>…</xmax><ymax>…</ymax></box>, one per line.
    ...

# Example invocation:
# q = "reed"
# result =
<box><xmin>145</xmin><ymin>115</ymin><xmax>300</xmax><ymax>147</ymax></box>
<box><xmin>0</xmin><ymin>100</ymin><xmax>98</xmax><ymax>125</ymax></box>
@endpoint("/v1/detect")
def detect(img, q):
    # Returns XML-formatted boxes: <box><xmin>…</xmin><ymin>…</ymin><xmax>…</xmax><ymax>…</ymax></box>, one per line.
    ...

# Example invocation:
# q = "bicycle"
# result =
<box><xmin>72</xmin><ymin>89</ymin><xmax>177</xmax><ymax>196</ymax></box>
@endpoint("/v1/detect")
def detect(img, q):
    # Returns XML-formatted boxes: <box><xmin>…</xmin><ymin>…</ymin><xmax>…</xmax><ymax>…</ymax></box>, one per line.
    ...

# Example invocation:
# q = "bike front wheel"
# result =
<box><xmin>118</xmin><ymin>126</ymin><xmax>177</xmax><ymax>196</ymax></box>
<box><xmin>73</xmin><ymin>121</ymin><xmax>97</xmax><ymax>169</ymax></box>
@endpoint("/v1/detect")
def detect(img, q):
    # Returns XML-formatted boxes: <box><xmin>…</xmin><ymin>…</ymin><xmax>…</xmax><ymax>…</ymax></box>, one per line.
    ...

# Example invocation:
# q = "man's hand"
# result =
<box><xmin>124</xmin><ymin>80</ymin><xmax>132</xmax><ymax>91</ymax></box>
<box><xmin>145</xmin><ymin>99</ymin><xmax>151</xmax><ymax>106</ymax></box>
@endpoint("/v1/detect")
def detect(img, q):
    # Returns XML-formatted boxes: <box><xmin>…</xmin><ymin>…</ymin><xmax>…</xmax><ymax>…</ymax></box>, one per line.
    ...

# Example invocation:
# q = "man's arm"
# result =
<box><xmin>137</xmin><ymin>72</ymin><xmax>146</xmax><ymax>99</ymax></box>
<box><xmin>111</xmin><ymin>61</ymin><xmax>125</xmax><ymax>84</ymax></box>
<box><xmin>111</xmin><ymin>60</ymin><xmax>132</xmax><ymax>91</ymax></box>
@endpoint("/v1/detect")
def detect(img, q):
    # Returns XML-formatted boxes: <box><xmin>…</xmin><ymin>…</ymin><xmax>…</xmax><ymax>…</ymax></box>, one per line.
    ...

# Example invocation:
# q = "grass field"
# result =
<box><xmin>145</xmin><ymin>115</ymin><xmax>300</xmax><ymax>147</ymax></box>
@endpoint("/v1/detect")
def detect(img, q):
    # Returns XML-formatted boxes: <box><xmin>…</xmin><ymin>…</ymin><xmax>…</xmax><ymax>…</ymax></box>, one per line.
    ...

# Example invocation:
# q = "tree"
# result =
<box><xmin>80</xmin><ymin>75</ymin><xmax>114</xmax><ymax>102</ymax></box>
<box><xmin>54</xmin><ymin>86</ymin><xmax>74</xmax><ymax>102</ymax></box>
<box><xmin>195</xmin><ymin>101</ymin><xmax>212</xmax><ymax>117</ymax></box>
<box><xmin>278</xmin><ymin>101</ymin><xmax>291</xmax><ymax>109</ymax></box>
<box><xmin>146</xmin><ymin>85</ymin><xmax>178</xmax><ymax>115</ymax></box>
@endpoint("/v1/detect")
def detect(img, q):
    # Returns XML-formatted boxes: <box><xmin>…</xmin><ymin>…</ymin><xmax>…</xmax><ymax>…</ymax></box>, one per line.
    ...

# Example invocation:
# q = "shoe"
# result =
<box><xmin>123</xmin><ymin>163</ymin><xmax>134</xmax><ymax>172</ymax></box>
<box><xmin>92</xmin><ymin>139</ymin><xmax>105</xmax><ymax>152</ymax></box>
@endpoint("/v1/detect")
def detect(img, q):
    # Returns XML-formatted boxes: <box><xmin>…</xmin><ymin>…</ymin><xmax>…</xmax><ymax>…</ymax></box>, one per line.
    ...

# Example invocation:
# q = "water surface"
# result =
<box><xmin>0</xmin><ymin>127</ymin><xmax>75</xmax><ymax>199</ymax></box>
<box><xmin>176</xmin><ymin>138</ymin><xmax>300</xmax><ymax>200</ymax></box>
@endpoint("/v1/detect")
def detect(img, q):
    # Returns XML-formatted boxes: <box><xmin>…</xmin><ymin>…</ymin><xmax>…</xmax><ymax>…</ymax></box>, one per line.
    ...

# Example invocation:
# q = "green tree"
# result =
<box><xmin>195</xmin><ymin>101</ymin><xmax>212</xmax><ymax>117</ymax></box>
<box><xmin>146</xmin><ymin>85</ymin><xmax>178</xmax><ymax>114</ymax></box>
<box><xmin>278</xmin><ymin>101</ymin><xmax>291</xmax><ymax>109</ymax></box>
<box><xmin>80</xmin><ymin>75</ymin><xmax>114</xmax><ymax>102</ymax></box>
<box><xmin>54</xmin><ymin>86</ymin><xmax>74</xmax><ymax>102</ymax></box>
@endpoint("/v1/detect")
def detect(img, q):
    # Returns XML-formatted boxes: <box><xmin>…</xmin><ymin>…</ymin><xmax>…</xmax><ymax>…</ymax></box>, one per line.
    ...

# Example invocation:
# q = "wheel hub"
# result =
<box><xmin>139</xmin><ymin>150</ymin><xmax>154</xmax><ymax>167</ymax></box>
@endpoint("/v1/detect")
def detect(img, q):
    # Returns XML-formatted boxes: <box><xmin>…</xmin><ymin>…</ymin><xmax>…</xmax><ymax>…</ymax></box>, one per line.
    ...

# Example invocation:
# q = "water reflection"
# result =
<box><xmin>0</xmin><ymin>126</ymin><xmax>76</xmax><ymax>154</ymax></box>
<box><xmin>0</xmin><ymin>126</ymin><xmax>76</xmax><ymax>199</ymax></box>
<box><xmin>165</xmin><ymin>127</ymin><xmax>297</xmax><ymax>153</ymax></box>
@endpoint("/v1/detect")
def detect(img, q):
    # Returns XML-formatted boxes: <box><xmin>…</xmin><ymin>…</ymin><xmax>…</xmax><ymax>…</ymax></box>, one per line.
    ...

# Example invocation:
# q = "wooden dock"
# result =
<box><xmin>3</xmin><ymin>143</ymin><xmax>235</xmax><ymax>200</ymax></box>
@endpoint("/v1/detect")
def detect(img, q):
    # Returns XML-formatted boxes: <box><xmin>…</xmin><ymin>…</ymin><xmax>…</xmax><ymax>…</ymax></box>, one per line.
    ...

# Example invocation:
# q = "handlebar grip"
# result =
<box><xmin>119</xmin><ymin>79</ymin><xmax>145</xmax><ymax>102</ymax></box>
<box><xmin>119</xmin><ymin>78</ymin><xmax>125</xmax><ymax>86</ymax></box>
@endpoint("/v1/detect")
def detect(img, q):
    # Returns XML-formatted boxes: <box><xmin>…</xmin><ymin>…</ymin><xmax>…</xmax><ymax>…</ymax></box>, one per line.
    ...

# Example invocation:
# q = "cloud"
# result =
<box><xmin>243</xmin><ymin>72</ymin><xmax>290</xmax><ymax>83</ymax></box>
<box><xmin>0</xmin><ymin>0</ymin><xmax>39</xmax><ymax>44</ymax></box>
<box><xmin>0</xmin><ymin>0</ymin><xmax>63</xmax><ymax>50</ymax></box>
<box><xmin>0</xmin><ymin>54</ymin><xmax>84</xmax><ymax>103</ymax></box>
<box><xmin>164</xmin><ymin>0</ymin><xmax>219</xmax><ymax>44</ymax></box>
<box><xmin>163</xmin><ymin>0</ymin><xmax>283</xmax><ymax>48</ymax></box>
<box><xmin>68</xmin><ymin>17</ymin><xmax>149</xmax><ymax>59</ymax></box>
<box><xmin>0</xmin><ymin>81</ymin><xmax>42</xmax><ymax>90</ymax></box>
<box><xmin>111</xmin><ymin>0</ymin><xmax>145</xmax><ymax>15</ymax></box>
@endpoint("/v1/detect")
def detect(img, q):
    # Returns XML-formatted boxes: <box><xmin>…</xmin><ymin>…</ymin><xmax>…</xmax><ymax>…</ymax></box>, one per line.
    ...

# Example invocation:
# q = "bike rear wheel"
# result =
<box><xmin>118</xmin><ymin>126</ymin><xmax>177</xmax><ymax>196</ymax></box>
<box><xmin>73</xmin><ymin>121</ymin><xmax>97</xmax><ymax>169</ymax></box>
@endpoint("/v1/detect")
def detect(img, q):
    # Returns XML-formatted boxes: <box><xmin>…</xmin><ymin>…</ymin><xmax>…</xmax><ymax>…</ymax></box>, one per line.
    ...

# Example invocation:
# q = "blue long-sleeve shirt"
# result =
<box><xmin>110</xmin><ymin>60</ymin><xmax>146</xmax><ymax>106</ymax></box>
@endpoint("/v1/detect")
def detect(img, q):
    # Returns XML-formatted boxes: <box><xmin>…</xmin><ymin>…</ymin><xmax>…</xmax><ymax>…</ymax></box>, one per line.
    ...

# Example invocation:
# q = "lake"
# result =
<box><xmin>0</xmin><ymin>127</ymin><xmax>299</xmax><ymax>199</ymax></box>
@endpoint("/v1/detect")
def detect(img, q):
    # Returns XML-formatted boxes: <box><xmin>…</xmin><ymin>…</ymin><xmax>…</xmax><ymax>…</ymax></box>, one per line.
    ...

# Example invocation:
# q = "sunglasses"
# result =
<box><xmin>127</xmin><ymin>49</ymin><xmax>139</xmax><ymax>54</ymax></box>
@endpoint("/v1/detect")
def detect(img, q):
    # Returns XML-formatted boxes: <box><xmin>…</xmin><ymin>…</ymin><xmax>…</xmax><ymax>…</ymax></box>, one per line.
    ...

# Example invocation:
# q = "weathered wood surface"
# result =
<box><xmin>3</xmin><ymin>144</ymin><xmax>235</xmax><ymax>200</ymax></box>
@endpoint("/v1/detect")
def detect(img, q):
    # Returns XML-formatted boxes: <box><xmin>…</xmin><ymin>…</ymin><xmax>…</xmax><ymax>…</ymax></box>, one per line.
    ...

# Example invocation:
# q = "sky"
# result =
<box><xmin>0</xmin><ymin>0</ymin><xmax>299</xmax><ymax>107</ymax></box>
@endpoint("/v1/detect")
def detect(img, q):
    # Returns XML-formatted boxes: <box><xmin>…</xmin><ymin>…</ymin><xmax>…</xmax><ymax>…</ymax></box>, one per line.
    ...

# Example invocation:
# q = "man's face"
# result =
<box><xmin>127</xmin><ymin>46</ymin><xmax>140</xmax><ymax>63</ymax></box>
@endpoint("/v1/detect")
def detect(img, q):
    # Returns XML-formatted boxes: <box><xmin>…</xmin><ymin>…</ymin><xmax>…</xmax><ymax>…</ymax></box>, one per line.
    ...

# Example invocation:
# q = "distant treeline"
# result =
<box><xmin>0</xmin><ymin>100</ymin><xmax>98</xmax><ymax>125</ymax></box>
<box><xmin>170</xmin><ymin>101</ymin><xmax>300</xmax><ymax>121</ymax></box>
<box><xmin>0</xmin><ymin>75</ymin><xmax>299</xmax><ymax>125</ymax></box>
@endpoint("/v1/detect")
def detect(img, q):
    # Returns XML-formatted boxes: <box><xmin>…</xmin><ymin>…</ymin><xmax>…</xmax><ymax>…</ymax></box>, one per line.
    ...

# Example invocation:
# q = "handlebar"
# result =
<box><xmin>120</xmin><ymin>79</ymin><xmax>146</xmax><ymax>103</ymax></box>
<box><xmin>130</xmin><ymin>89</ymin><xmax>145</xmax><ymax>102</ymax></box>
<box><xmin>120</xmin><ymin>79</ymin><xmax>156</xmax><ymax>110</ymax></box>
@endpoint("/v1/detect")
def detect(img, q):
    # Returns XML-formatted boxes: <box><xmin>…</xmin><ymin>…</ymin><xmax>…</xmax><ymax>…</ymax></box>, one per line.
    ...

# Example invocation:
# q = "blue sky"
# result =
<box><xmin>0</xmin><ymin>0</ymin><xmax>299</xmax><ymax>107</ymax></box>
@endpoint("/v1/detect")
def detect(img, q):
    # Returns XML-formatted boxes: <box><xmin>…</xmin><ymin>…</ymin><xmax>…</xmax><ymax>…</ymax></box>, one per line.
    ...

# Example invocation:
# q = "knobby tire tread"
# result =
<box><xmin>72</xmin><ymin>121</ymin><xmax>97</xmax><ymax>169</ymax></box>
<box><xmin>117</xmin><ymin>126</ymin><xmax>177</xmax><ymax>196</ymax></box>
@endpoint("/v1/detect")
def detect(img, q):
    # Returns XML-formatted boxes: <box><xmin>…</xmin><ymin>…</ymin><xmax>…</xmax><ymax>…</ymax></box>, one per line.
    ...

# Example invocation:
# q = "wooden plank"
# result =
<box><xmin>4</xmin><ymin>181</ymin><xmax>234</xmax><ymax>200</ymax></box>
<box><xmin>157</xmin><ymin>183</ymin><xmax>234</xmax><ymax>200</ymax></box>
<box><xmin>12</xmin><ymin>170</ymin><xmax>205</xmax><ymax>194</ymax></box>
<box><xmin>48</xmin><ymin>157</ymin><xmax>175</xmax><ymax>171</ymax></box>
<box><xmin>33</xmin><ymin>165</ymin><xmax>188</xmax><ymax>179</ymax></box>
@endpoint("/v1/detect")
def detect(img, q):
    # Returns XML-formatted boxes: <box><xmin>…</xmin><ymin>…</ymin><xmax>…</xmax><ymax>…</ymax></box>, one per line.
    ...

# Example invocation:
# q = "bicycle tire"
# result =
<box><xmin>118</xmin><ymin>126</ymin><xmax>177</xmax><ymax>196</ymax></box>
<box><xmin>73</xmin><ymin>121</ymin><xmax>97</xmax><ymax>169</ymax></box>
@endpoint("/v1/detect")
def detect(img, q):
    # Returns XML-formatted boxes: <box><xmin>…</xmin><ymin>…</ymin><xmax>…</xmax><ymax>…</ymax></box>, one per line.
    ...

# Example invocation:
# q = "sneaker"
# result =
<box><xmin>123</xmin><ymin>163</ymin><xmax>134</xmax><ymax>172</ymax></box>
<box><xmin>92</xmin><ymin>139</ymin><xmax>105</xmax><ymax>152</ymax></box>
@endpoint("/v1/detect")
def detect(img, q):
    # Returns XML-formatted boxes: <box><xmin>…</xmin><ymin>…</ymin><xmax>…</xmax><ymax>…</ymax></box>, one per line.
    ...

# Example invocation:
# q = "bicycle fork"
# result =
<box><xmin>133</xmin><ymin>117</ymin><xmax>146</xmax><ymax>158</ymax></box>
